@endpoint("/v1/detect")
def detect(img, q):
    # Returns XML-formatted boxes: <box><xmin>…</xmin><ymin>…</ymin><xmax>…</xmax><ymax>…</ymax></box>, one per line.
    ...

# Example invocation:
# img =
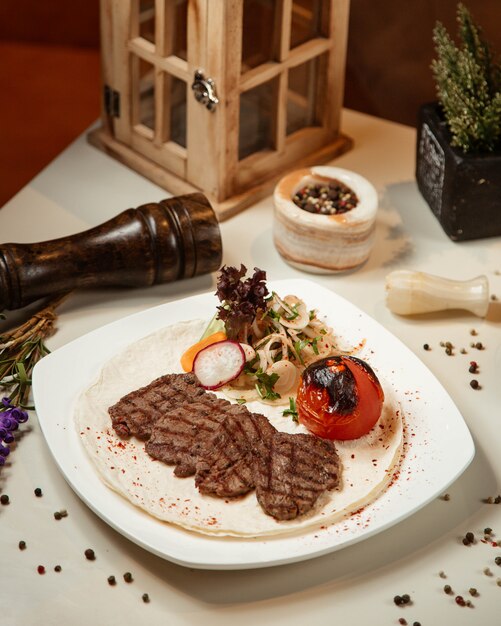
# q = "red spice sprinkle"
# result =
<box><xmin>455</xmin><ymin>595</ymin><xmax>466</xmax><ymax>606</ymax></box>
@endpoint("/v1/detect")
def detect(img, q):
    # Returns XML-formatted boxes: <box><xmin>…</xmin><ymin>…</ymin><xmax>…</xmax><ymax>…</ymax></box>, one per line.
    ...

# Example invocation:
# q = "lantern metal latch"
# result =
<box><xmin>191</xmin><ymin>70</ymin><xmax>219</xmax><ymax>111</ymax></box>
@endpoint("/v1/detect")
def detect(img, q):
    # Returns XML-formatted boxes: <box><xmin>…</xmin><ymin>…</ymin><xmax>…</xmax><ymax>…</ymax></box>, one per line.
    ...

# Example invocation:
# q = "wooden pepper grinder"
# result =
<box><xmin>0</xmin><ymin>193</ymin><xmax>222</xmax><ymax>311</ymax></box>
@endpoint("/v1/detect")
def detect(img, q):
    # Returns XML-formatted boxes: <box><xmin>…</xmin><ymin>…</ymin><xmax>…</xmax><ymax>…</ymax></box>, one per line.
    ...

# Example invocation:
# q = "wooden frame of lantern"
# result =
<box><xmin>89</xmin><ymin>0</ymin><xmax>352</xmax><ymax>220</ymax></box>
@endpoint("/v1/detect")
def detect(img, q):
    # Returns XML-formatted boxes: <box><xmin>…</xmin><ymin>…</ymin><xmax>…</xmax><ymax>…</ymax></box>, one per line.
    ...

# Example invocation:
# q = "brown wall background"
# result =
<box><xmin>0</xmin><ymin>0</ymin><xmax>500</xmax><ymax>205</ymax></box>
<box><xmin>345</xmin><ymin>0</ymin><xmax>501</xmax><ymax>126</ymax></box>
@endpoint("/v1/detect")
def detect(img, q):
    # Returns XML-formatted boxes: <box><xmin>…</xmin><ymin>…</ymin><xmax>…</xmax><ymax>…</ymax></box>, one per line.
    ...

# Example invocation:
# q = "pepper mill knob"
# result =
<box><xmin>385</xmin><ymin>270</ymin><xmax>489</xmax><ymax>317</ymax></box>
<box><xmin>0</xmin><ymin>193</ymin><xmax>222</xmax><ymax>311</ymax></box>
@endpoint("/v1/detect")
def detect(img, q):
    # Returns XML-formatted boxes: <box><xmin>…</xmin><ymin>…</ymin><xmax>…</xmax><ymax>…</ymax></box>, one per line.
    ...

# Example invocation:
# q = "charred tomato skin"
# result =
<box><xmin>296</xmin><ymin>355</ymin><xmax>384</xmax><ymax>440</ymax></box>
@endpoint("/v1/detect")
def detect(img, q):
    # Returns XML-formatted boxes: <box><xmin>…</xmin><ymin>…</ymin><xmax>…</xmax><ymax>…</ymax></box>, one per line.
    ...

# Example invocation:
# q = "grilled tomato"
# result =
<box><xmin>296</xmin><ymin>355</ymin><xmax>384</xmax><ymax>440</ymax></box>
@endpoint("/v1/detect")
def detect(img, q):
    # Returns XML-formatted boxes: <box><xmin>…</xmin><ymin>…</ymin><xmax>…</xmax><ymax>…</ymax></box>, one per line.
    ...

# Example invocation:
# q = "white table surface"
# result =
<box><xmin>1</xmin><ymin>109</ymin><xmax>501</xmax><ymax>626</ymax></box>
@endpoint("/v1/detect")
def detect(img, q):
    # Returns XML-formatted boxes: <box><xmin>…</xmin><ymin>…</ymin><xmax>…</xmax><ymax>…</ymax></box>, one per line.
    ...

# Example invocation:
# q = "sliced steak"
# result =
<box><xmin>195</xmin><ymin>412</ymin><xmax>340</xmax><ymax>520</ymax></box>
<box><xmin>146</xmin><ymin>400</ymin><xmax>252</xmax><ymax>478</ymax></box>
<box><xmin>109</xmin><ymin>372</ymin><xmax>341</xmax><ymax>521</ymax></box>
<box><xmin>108</xmin><ymin>372</ymin><xmax>204</xmax><ymax>440</ymax></box>
<box><xmin>195</xmin><ymin>412</ymin><xmax>276</xmax><ymax>498</ymax></box>
<box><xmin>253</xmin><ymin>432</ymin><xmax>340</xmax><ymax>521</ymax></box>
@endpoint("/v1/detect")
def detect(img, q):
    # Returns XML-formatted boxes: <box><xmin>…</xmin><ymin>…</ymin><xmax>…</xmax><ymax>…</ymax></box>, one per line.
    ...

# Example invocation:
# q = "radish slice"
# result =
<box><xmin>193</xmin><ymin>340</ymin><xmax>245</xmax><ymax>390</ymax></box>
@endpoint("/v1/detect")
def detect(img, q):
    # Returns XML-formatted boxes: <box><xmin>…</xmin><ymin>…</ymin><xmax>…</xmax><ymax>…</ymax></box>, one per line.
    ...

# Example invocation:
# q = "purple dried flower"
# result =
<box><xmin>0</xmin><ymin>398</ymin><xmax>29</xmax><ymax>468</ymax></box>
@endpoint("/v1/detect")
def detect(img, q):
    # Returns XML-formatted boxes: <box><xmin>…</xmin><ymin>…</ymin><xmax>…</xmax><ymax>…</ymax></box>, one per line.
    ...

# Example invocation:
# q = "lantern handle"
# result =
<box><xmin>192</xmin><ymin>70</ymin><xmax>219</xmax><ymax>111</ymax></box>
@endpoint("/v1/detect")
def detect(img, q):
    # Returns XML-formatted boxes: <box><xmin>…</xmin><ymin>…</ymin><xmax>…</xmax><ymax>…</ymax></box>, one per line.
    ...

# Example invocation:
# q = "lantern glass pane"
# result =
<box><xmin>239</xmin><ymin>78</ymin><xmax>278</xmax><ymax>160</ymax></box>
<box><xmin>169</xmin><ymin>76</ymin><xmax>187</xmax><ymax>148</ymax></box>
<box><xmin>171</xmin><ymin>0</ymin><xmax>188</xmax><ymax>60</ymax></box>
<box><xmin>138</xmin><ymin>58</ymin><xmax>155</xmax><ymax>131</ymax></box>
<box><xmin>139</xmin><ymin>0</ymin><xmax>155</xmax><ymax>44</ymax></box>
<box><xmin>241</xmin><ymin>0</ymin><xmax>277</xmax><ymax>72</ymax></box>
<box><xmin>286</xmin><ymin>56</ymin><xmax>321</xmax><ymax>135</ymax></box>
<box><xmin>290</xmin><ymin>0</ymin><xmax>324</xmax><ymax>49</ymax></box>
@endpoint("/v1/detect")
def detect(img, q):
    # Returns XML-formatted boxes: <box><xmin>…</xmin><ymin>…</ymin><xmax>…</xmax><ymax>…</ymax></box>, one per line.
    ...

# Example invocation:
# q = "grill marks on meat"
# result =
<box><xmin>196</xmin><ymin>413</ymin><xmax>340</xmax><ymax>519</ymax></box>
<box><xmin>109</xmin><ymin>374</ymin><xmax>341</xmax><ymax>521</ymax></box>
<box><xmin>195</xmin><ymin>412</ymin><xmax>275</xmax><ymax>498</ymax></box>
<box><xmin>108</xmin><ymin>373</ymin><xmax>204</xmax><ymax>440</ymax></box>
<box><xmin>254</xmin><ymin>433</ymin><xmax>340</xmax><ymax>521</ymax></box>
<box><xmin>146</xmin><ymin>400</ymin><xmax>248</xmax><ymax>478</ymax></box>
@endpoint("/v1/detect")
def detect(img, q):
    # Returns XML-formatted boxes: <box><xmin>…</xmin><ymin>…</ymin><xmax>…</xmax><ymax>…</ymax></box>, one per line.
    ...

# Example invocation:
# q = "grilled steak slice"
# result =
<box><xmin>146</xmin><ymin>400</ymin><xmax>252</xmax><ymax>478</ymax></box>
<box><xmin>108</xmin><ymin>372</ymin><xmax>204</xmax><ymax>440</ymax></box>
<box><xmin>110</xmin><ymin>372</ymin><xmax>341</xmax><ymax>521</ymax></box>
<box><xmin>254</xmin><ymin>432</ymin><xmax>340</xmax><ymax>521</ymax></box>
<box><xmin>195</xmin><ymin>412</ymin><xmax>340</xmax><ymax>519</ymax></box>
<box><xmin>195</xmin><ymin>412</ymin><xmax>276</xmax><ymax>498</ymax></box>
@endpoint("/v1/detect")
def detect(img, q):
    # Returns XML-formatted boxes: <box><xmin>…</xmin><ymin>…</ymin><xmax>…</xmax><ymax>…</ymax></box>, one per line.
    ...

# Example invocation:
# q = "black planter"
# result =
<box><xmin>416</xmin><ymin>102</ymin><xmax>501</xmax><ymax>241</ymax></box>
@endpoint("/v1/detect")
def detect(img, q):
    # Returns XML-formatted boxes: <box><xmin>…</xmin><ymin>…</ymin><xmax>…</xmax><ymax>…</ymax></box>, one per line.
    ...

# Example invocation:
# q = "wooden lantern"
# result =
<box><xmin>89</xmin><ymin>0</ymin><xmax>352</xmax><ymax>220</ymax></box>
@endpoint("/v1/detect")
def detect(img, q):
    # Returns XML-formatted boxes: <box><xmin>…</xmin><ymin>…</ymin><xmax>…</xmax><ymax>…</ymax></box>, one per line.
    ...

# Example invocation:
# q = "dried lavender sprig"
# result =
<box><xmin>0</xmin><ymin>294</ymin><xmax>66</xmax><ymax>409</ymax></box>
<box><xmin>0</xmin><ymin>398</ymin><xmax>29</xmax><ymax>466</ymax></box>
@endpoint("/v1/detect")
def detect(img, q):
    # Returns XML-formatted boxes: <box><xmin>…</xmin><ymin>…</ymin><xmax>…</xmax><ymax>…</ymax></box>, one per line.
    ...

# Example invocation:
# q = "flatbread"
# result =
<box><xmin>74</xmin><ymin>319</ymin><xmax>404</xmax><ymax>537</ymax></box>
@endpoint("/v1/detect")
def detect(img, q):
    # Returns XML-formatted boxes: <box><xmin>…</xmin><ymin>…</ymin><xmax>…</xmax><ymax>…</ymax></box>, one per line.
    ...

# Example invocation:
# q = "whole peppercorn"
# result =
<box><xmin>423</xmin><ymin>344</ymin><xmax>430</xmax><ymax>351</ymax></box>
<box><xmin>475</xmin><ymin>342</ymin><xmax>484</xmax><ymax>350</ymax></box>
<box><xmin>495</xmin><ymin>556</ymin><xmax>501</xmax><ymax>566</ymax></box>
<box><xmin>393</xmin><ymin>595</ymin><xmax>403</xmax><ymax>606</ymax></box>
<box><xmin>484</xmin><ymin>527</ymin><xmax>492</xmax><ymax>534</ymax></box>
<box><xmin>465</xmin><ymin>531</ymin><xmax>474</xmax><ymax>543</ymax></box>
<box><xmin>18</xmin><ymin>540</ymin><xmax>26</xmax><ymax>550</ymax></box>
<box><xmin>84</xmin><ymin>548</ymin><xmax>96</xmax><ymax>561</ymax></box>
<box><xmin>469</xmin><ymin>361</ymin><xmax>478</xmax><ymax>373</ymax></box>
<box><xmin>37</xmin><ymin>565</ymin><xmax>46</xmax><ymax>575</ymax></box>
<box><xmin>455</xmin><ymin>595</ymin><xmax>466</xmax><ymax>606</ymax></box>
<box><xmin>107</xmin><ymin>575</ymin><xmax>116</xmax><ymax>586</ymax></box>
<box><xmin>444</xmin><ymin>584</ymin><xmax>452</xmax><ymax>594</ymax></box>
<box><xmin>398</xmin><ymin>619</ymin><xmax>407</xmax><ymax>625</ymax></box>
<box><xmin>0</xmin><ymin>494</ymin><xmax>10</xmax><ymax>505</ymax></box>
<box><xmin>34</xmin><ymin>487</ymin><xmax>42</xmax><ymax>497</ymax></box>
<box><xmin>470</xmin><ymin>379</ymin><xmax>480</xmax><ymax>389</ymax></box>
<box><xmin>401</xmin><ymin>594</ymin><xmax>411</xmax><ymax>604</ymax></box>
<box><xmin>123</xmin><ymin>572</ymin><xmax>133</xmax><ymax>583</ymax></box>
<box><xmin>54</xmin><ymin>511</ymin><xmax>62</xmax><ymax>520</ymax></box>
<box><xmin>54</xmin><ymin>565</ymin><xmax>62</xmax><ymax>572</ymax></box>
<box><xmin>142</xmin><ymin>593</ymin><xmax>150</xmax><ymax>603</ymax></box>
<box><xmin>469</xmin><ymin>587</ymin><xmax>478</xmax><ymax>596</ymax></box>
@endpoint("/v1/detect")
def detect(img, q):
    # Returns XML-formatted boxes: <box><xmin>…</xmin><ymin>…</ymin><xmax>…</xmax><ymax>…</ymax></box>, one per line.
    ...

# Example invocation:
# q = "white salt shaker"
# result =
<box><xmin>385</xmin><ymin>270</ymin><xmax>490</xmax><ymax>317</ymax></box>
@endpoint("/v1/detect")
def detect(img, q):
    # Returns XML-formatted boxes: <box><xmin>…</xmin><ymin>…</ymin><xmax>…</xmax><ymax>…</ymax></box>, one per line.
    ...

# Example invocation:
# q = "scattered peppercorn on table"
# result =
<box><xmin>2</xmin><ymin>110</ymin><xmax>501</xmax><ymax>626</ymax></box>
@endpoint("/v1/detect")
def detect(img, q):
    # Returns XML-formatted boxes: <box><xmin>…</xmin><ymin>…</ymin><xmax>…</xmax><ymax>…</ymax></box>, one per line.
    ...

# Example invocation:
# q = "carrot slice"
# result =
<box><xmin>180</xmin><ymin>331</ymin><xmax>227</xmax><ymax>372</ymax></box>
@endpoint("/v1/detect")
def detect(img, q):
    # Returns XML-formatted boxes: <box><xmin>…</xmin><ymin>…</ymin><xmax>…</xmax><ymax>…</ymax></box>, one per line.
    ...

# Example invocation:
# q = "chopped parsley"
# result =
<box><xmin>283</xmin><ymin>397</ymin><xmax>299</xmax><ymax>423</ymax></box>
<box><xmin>311</xmin><ymin>337</ymin><xmax>319</xmax><ymax>355</ymax></box>
<box><xmin>284</xmin><ymin>304</ymin><xmax>299</xmax><ymax>321</ymax></box>
<box><xmin>254</xmin><ymin>369</ymin><xmax>280</xmax><ymax>401</ymax></box>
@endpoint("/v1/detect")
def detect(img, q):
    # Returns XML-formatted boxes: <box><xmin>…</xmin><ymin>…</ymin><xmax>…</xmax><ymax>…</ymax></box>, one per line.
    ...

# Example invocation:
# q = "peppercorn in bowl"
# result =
<box><xmin>273</xmin><ymin>166</ymin><xmax>378</xmax><ymax>273</ymax></box>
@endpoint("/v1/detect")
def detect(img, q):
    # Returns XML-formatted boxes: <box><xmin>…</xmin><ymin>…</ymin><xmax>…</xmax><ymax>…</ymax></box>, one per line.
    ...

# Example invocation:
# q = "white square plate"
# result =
<box><xmin>32</xmin><ymin>279</ymin><xmax>474</xmax><ymax>570</ymax></box>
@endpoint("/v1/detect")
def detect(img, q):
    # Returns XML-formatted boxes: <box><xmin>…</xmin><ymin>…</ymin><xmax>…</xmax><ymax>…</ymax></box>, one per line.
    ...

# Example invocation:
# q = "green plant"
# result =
<box><xmin>432</xmin><ymin>3</ymin><xmax>501</xmax><ymax>152</ymax></box>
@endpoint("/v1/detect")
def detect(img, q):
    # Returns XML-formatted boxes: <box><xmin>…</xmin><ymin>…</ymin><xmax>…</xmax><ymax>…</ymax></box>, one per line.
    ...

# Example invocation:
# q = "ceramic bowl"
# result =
<box><xmin>273</xmin><ymin>166</ymin><xmax>378</xmax><ymax>273</ymax></box>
